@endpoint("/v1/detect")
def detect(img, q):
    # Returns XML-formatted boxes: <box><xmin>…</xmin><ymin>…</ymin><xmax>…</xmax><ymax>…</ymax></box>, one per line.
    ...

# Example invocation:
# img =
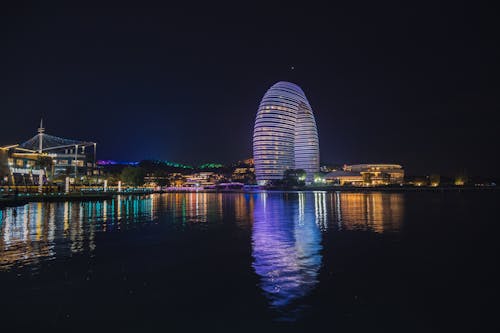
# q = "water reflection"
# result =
<box><xmin>252</xmin><ymin>192</ymin><xmax>323</xmax><ymax>320</ymax></box>
<box><xmin>0</xmin><ymin>195</ymin><xmax>154</xmax><ymax>270</ymax></box>
<box><xmin>157</xmin><ymin>192</ymin><xmax>236</xmax><ymax>224</ymax></box>
<box><xmin>0</xmin><ymin>190</ymin><xmax>405</xmax><ymax>311</ymax></box>
<box><xmin>333</xmin><ymin>192</ymin><xmax>404</xmax><ymax>233</ymax></box>
<box><xmin>0</xmin><ymin>193</ymin><xmax>256</xmax><ymax>270</ymax></box>
<box><xmin>251</xmin><ymin>191</ymin><xmax>404</xmax><ymax>319</ymax></box>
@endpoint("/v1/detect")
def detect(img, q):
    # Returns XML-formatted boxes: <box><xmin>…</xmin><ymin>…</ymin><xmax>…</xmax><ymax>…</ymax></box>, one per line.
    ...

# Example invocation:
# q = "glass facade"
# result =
<box><xmin>253</xmin><ymin>81</ymin><xmax>320</xmax><ymax>184</ymax></box>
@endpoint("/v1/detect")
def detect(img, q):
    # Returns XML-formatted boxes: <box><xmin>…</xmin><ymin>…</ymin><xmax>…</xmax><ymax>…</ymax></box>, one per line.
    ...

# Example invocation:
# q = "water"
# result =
<box><xmin>0</xmin><ymin>191</ymin><xmax>498</xmax><ymax>332</ymax></box>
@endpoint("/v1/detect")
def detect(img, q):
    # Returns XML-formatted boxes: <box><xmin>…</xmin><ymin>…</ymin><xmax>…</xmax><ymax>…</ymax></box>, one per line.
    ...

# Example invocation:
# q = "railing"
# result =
<box><xmin>0</xmin><ymin>185</ymin><xmax>154</xmax><ymax>194</ymax></box>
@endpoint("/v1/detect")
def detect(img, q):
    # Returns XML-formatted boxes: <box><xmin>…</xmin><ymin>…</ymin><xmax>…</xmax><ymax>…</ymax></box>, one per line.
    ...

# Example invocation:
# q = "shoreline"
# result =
<box><xmin>0</xmin><ymin>192</ymin><xmax>117</xmax><ymax>209</ymax></box>
<box><xmin>269</xmin><ymin>185</ymin><xmax>498</xmax><ymax>192</ymax></box>
<box><xmin>154</xmin><ymin>185</ymin><xmax>498</xmax><ymax>193</ymax></box>
<box><xmin>0</xmin><ymin>189</ymin><xmax>157</xmax><ymax>209</ymax></box>
<box><xmin>2</xmin><ymin>186</ymin><xmax>497</xmax><ymax>209</ymax></box>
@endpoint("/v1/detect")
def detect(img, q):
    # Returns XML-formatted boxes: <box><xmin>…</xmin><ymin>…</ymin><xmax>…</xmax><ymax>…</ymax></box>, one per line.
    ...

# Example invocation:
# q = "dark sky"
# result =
<box><xmin>1</xmin><ymin>1</ymin><xmax>498</xmax><ymax>177</ymax></box>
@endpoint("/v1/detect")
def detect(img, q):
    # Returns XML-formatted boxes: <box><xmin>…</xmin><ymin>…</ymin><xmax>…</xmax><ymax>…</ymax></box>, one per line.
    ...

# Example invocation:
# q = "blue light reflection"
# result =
<box><xmin>252</xmin><ymin>192</ymin><xmax>323</xmax><ymax>320</ymax></box>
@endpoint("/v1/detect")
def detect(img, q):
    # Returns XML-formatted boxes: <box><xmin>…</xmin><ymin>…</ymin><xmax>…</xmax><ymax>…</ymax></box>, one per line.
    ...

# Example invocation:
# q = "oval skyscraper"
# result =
<box><xmin>253</xmin><ymin>81</ymin><xmax>320</xmax><ymax>184</ymax></box>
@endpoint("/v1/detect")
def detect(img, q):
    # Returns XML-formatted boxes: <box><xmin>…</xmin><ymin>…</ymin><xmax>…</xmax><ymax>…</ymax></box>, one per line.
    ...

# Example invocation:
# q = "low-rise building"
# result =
<box><xmin>324</xmin><ymin>164</ymin><xmax>404</xmax><ymax>186</ymax></box>
<box><xmin>184</xmin><ymin>172</ymin><xmax>223</xmax><ymax>188</ymax></box>
<box><xmin>1</xmin><ymin>120</ymin><xmax>97</xmax><ymax>186</ymax></box>
<box><xmin>230</xmin><ymin>158</ymin><xmax>255</xmax><ymax>184</ymax></box>
<box><xmin>324</xmin><ymin>170</ymin><xmax>364</xmax><ymax>186</ymax></box>
<box><xmin>22</xmin><ymin>121</ymin><xmax>97</xmax><ymax>178</ymax></box>
<box><xmin>231</xmin><ymin>166</ymin><xmax>255</xmax><ymax>182</ymax></box>
<box><xmin>344</xmin><ymin>164</ymin><xmax>404</xmax><ymax>185</ymax></box>
<box><xmin>0</xmin><ymin>146</ymin><xmax>48</xmax><ymax>186</ymax></box>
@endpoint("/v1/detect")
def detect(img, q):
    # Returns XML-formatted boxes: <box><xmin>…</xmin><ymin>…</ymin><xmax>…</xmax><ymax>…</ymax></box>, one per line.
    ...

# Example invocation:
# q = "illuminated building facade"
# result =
<box><xmin>19</xmin><ymin>120</ymin><xmax>97</xmax><ymax>178</ymax></box>
<box><xmin>0</xmin><ymin>120</ymin><xmax>97</xmax><ymax>186</ymax></box>
<box><xmin>343</xmin><ymin>164</ymin><xmax>405</xmax><ymax>185</ymax></box>
<box><xmin>253</xmin><ymin>81</ymin><xmax>320</xmax><ymax>184</ymax></box>
<box><xmin>324</xmin><ymin>170</ymin><xmax>364</xmax><ymax>186</ymax></box>
<box><xmin>184</xmin><ymin>172</ymin><xmax>222</xmax><ymax>188</ymax></box>
<box><xmin>0</xmin><ymin>146</ymin><xmax>47</xmax><ymax>186</ymax></box>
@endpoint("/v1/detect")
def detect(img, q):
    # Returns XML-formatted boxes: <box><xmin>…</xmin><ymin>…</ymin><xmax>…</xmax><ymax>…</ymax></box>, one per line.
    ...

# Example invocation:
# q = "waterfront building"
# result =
<box><xmin>231</xmin><ymin>166</ymin><xmax>255</xmax><ymax>183</ymax></box>
<box><xmin>96</xmin><ymin>160</ymin><xmax>139</xmax><ymax>167</ymax></box>
<box><xmin>22</xmin><ymin>121</ymin><xmax>97</xmax><ymax>178</ymax></box>
<box><xmin>320</xmin><ymin>165</ymin><xmax>340</xmax><ymax>173</ymax></box>
<box><xmin>169</xmin><ymin>173</ymin><xmax>187</xmax><ymax>187</ymax></box>
<box><xmin>230</xmin><ymin>158</ymin><xmax>255</xmax><ymax>183</ymax></box>
<box><xmin>324</xmin><ymin>170</ymin><xmax>364</xmax><ymax>186</ymax></box>
<box><xmin>407</xmin><ymin>177</ymin><xmax>429</xmax><ymax>187</ymax></box>
<box><xmin>184</xmin><ymin>172</ymin><xmax>222</xmax><ymax>188</ymax></box>
<box><xmin>343</xmin><ymin>164</ymin><xmax>404</xmax><ymax>185</ymax></box>
<box><xmin>253</xmin><ymin>81</ymin><xmax>320</xmax><ymax>185</ymax></box>
<box><xmin>0</xmin><ymin>146</ymin><xmax>48</xmax><ymax>186</ymax></box>
<box><xmin>0</xmin><ymin>120</ymin><xmax>97</xmax><ymax>186</ymax></box>
<box><xmin>324</xmin><ymin>164</ymin><xmax>404</xmax><ymax>186</ymax></box>
<box><xmin>429</xmin><ymin>174</ymin><xmax>441</xmax><ymax>187</ymax></box>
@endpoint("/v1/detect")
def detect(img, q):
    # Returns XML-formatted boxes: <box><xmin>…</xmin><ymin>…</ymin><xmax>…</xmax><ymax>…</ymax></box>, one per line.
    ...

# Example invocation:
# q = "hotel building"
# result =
<box><xmin>325</xmin><ymin>164</ymin><xmax>405</xmax><ymax>186</ymax></box>
<box><xmin>253</xmin><ymin>81</ymin><xmax>320</xmax><ymax>184</ymax></box>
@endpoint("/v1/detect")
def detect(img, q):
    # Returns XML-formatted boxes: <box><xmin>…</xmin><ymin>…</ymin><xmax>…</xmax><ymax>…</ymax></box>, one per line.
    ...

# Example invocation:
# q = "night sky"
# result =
<box><xmin>1</xmin><ymin>1</ymin><xmax>498</xmax><ymax>177</ymax></box>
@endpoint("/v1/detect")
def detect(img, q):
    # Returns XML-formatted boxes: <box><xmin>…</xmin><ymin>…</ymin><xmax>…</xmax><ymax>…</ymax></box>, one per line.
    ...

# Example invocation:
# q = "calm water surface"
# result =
<box><xmin>0</xmin><ymin>191</ymin><xmax>498</xmax><ymax>332</ymax></box>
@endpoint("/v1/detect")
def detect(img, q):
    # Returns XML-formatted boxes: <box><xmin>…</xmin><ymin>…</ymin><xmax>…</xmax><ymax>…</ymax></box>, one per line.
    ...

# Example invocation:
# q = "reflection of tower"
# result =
<box><xmin>334</xmin><ymin>191</ymin><xmax>343</xmax><ymax>230</ymax></box>
<box><xmin>314</xmin><ymin>192</ymin><xmax>327</xmax><ymax>231</ymax></box>
<box><xmin>252</xmin><ymin>192</ymin><xmax>322</xmax><ymax>319</ymax></box>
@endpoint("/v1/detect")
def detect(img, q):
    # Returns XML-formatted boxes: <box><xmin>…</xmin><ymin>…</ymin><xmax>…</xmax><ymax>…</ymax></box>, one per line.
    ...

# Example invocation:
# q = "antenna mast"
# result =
<box><xmin>38</xmin><ymin>118</ymin><xmax>45</xmax><ymax>153</ymax></box>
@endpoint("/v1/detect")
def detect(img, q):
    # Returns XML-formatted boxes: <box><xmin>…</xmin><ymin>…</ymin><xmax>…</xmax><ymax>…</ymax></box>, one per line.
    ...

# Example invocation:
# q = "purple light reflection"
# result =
<box><xmin>252</xmin><ymin>192</ymin><xmax>322</xmax><ymax>320</ymax></box>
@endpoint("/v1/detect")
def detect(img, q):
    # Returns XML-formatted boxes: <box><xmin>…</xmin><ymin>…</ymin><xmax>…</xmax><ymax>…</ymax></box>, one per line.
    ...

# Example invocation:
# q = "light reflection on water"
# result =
<box><xmin>0</xmin><ymin>195</ymin><xmax>155</xmax><ymax>270</ymax></box>
<box><xmin>251</xmin><ymin>191</ymin><xmax>403</xmax><ymax>319</ymax></box>
<box><xmin>252</xmin><ymin>192</ymin><xmax>322</xmax><ymax>319</ymax></box>
<box><xmin>0</xmin><ymin>191</ymin><xmax>404</xmax><ymax>318</ymax></box>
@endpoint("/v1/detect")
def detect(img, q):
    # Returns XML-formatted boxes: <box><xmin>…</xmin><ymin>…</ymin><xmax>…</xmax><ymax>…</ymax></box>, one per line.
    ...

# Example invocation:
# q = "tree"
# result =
<box><xmin>430</xmin><ymin>174</ymin><xmax>440</xmax><ymax>187</ymax></box>
<box><xmin>283</xmin><ymin>169</ymin><xmax>306</xmax><ymax>186</ymax></box>
<box><xmin>36</xmin><ymin>155</ymin><xmax>53</xmax><ymax>176</ymax></box>
<box><xmin>454</xmin><ymin>174</ymin><xmax>467</xmax><ymax>186</ymax></box>
<box><xmin>34</xmin><ymin>155</ymin><xmax>54</xmax><ymax>192</ymax></box>
<box><xmin>0</xmin><ymin>149</ymin><xmax>9</xmax><ymax>185</ymax></box>
<box><xmin>454</xmin><ymin>169</ymin><xmax>468</xmax><ymax>186</ymax></box>
<box><xmin>120</xmin><ymin>167</ymin><xmax>146</xmax><ymax>186</ymax></box>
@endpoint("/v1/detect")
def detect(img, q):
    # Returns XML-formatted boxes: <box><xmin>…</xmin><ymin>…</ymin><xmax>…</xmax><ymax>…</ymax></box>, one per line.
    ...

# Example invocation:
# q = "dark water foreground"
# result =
<box><xmin>0</xmin><ymin>192</ymin><xmax>498</xmax><ymax>332</ymax></box>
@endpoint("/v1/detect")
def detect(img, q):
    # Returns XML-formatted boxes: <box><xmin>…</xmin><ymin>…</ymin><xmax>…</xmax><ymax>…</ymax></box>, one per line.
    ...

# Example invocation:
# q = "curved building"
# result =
<box><xmin>253</xmin><ymin>81</ymin><xmax>320</xmax><ymax>184</ymax></box>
